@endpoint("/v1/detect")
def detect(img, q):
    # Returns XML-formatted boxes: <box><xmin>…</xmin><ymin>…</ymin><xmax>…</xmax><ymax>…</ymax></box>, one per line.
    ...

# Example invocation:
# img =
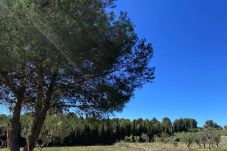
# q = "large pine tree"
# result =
<box><xmin>0</xmin><ymin>0</ymin><xmax>154</xmax><ymax>150</ymax></box>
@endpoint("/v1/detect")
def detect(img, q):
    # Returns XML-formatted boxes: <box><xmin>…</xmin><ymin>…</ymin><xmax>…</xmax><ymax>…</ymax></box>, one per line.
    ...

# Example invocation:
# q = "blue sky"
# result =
<box><xmin>114</xmin><ymin>0</ymin><xmax>227</xmax><ymax>126</ymax></box>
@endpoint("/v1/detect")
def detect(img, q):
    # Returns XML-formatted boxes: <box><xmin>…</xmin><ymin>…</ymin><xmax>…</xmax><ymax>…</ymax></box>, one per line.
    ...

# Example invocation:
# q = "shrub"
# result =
<box><xmin>174</xmin><ymin>132</ymin><xmax>194</xmax><ymax>149</ymax></box>
<box><xmin>202</xmin><ymin>128</ymin><xmax>221</xmax><ymax>150</ymax></box>
<box><xmin>124</xmin><ymin>135</ymin><xmax>140</xmax><ymax>143</ymax></box>
<box><xmin>193</xmin><ymin>132</ymin><xmax>202</xmax><ymax>148</ymax></box>
<box><xmin>160</xmin><ymin>132</ymin><xmax>169</xmax><ymax>143</ymax></box>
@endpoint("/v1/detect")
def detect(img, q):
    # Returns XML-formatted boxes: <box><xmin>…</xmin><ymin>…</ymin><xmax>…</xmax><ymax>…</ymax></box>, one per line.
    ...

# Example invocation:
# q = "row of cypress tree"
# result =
<box><xmin>0</xmin><ymin>113</ymin><xmax>198</xmax><ymax>146</ymax></box>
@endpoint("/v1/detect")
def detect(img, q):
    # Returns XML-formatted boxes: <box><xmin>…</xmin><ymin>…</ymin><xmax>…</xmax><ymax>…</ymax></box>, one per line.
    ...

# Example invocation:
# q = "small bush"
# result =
<box><xmin>124</xmin><ymin>135</ymin><xmax>140</xmax><ymax>143</ymax></box>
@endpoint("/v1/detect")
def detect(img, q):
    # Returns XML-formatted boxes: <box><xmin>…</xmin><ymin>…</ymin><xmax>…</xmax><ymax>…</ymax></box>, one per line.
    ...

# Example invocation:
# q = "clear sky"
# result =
<box><xmin>114</xmin><ymin>0</ymin><xmax>227</xmax><ymax>126</ymax></box>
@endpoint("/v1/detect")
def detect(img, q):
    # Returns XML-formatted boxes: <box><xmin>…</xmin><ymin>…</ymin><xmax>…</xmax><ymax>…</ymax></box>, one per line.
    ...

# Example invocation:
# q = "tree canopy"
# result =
<box><xmin>0</xmin><ymin>0</ymin><xmax>154</xmax><ymax>150</ymax></box>
<box><xmin>0</xmin><ymin>0</ymin><xmax>154</xmax><ymax>116</ymax></box>
<box><xmin>0</xmin><ymin>114</ymin><xmax>201</xmax><ymax>146</ymax></box>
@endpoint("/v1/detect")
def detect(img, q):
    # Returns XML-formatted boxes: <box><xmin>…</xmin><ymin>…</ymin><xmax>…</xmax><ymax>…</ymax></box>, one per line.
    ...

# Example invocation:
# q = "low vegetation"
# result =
<box><xmin>1</xmin><ymin>113</ymin><xmax>227</xmax><ymax>151</ymax></box>
<box><xmin>1</xmin><ymin>138</ymin><xmax>227</xmax><ymax>151</ymax></box>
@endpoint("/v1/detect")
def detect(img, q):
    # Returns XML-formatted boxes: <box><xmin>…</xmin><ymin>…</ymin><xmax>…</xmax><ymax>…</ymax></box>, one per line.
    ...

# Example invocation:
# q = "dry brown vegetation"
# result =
<box><xmin>1</xmin><ymin>136</ymin><xmax>227</xmax><ymax>151</ymax></box>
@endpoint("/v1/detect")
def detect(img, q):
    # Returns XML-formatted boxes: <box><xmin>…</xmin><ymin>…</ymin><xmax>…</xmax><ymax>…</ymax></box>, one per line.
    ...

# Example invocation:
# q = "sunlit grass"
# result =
<box><xmin>1</xmin><ymin>137</ymin><xmax>227</xmax><ymax>151</ymax></box>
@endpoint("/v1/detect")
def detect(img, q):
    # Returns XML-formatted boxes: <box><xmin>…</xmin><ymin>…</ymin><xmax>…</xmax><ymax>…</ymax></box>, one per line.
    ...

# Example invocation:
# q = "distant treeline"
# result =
<box><xmin>0</xmin><ymin>113</ymin><xmax>221</xmax><ymax>146</ymax></box>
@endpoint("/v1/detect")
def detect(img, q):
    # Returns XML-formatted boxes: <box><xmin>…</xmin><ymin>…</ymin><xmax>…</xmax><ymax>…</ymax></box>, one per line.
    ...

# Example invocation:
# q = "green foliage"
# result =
<box><xmin>0</xmin><ymin>0</ymin><xmax>154</xmax><ymax>116</ymax></box>
<box><xmin>193</xmin><ymin>132</ymin><xmax>203</xmax><ymax>148</ymax></box>
<box><xmin>222</xmin><ymin>126</ymin><xmax>227</xmax><ymax>136</ymax></box>
<box><xmin>161</xmin><ymin>117</ymin><xmax>172</xmax><ymax>135</ymax></box>
<box><xmin>40</xmin><ymin>114</ymin><xmax>65</xmax><ymax>145</ymax></box>
<box><xmin>0</xmin><ymin>1</ymin><xmax>154</xmax><ymax>148</ymax></box>
<box><xmin>173</xmin><ymin>118</ymin><xmax>197</xmax><ymax>132</ymax></box>
<box><xmin>160</xmin><ymin>132</ymin><xmax>169</xmax><ymax>143</ymax></box>
<box><xmin>7</xmin><ymin>114</ymin><xmax>194</xmax><ymax>146</ymax></box>
<box><xmin>172</xmin><ymin>127</ymin><xmax>221</xmax><ymax>150</ymax></box>
<box><xmin>124</xmin><ymin>135</ymin><xmax>140</xmax><ymax>143</ymax></box>
<box><xmin>172</xmin><ymin>128</ymin><xmax>222</xmax><ymax>150</ymax></box>
<box><xmin>204</xmin><ymin>120</ymin><xmax>222</xmax><ymax>129</ymax></box>
<box><xmin>212</xmin><ymin>132</ymin><xmax>221</xmax><ymax>147</ymax></box>
<box><xmin>202</xmin><ymin>127</ymin><xmax>221</xmax><ymax>150</ymax></box>
<box><xmin>0</xmin><ymin>113</ymin><xmax>224</xmax><ymax>150</ymax></box>
<box><xmin>149</xmin><ymin>118</ymin><xmax>161</xmax><ymax>137</ymax></box>
<box><xmin>174</xmin><ymin>132</ymin><xmax>194</xmax><ymax>148</ymax></box>
<box><xmin>196</xmin><ymin>131</ymin><xmax>208</xmax><ymax>148</ymax></box>
<box><xmin>0</xmin><ymin>114</ymin><xmax>10</xmax><ymax>127</ymax></box>
<box><xmin>20</xmin><ymin>114</ymin><xmax>33</xmax><ymax>139</ymax></box>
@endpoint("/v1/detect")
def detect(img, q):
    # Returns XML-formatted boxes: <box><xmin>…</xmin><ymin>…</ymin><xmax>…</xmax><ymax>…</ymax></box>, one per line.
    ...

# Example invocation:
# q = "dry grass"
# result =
<box><xmin>1</xmin><ymin>137</ymin><xmax>227</xmax><ymax>151</ymax></box>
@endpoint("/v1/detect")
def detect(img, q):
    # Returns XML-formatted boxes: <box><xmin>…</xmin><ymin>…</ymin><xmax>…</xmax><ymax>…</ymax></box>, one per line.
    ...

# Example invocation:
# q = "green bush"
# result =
<box><xmin>124</xmin><ymin>135</ymin><xmax>140</xmax><ymax>143</ymax></box>
<box><xmin>173</xmin><ymin>132</ymin><xmax>194</xmax><ymax>148</ymax></box>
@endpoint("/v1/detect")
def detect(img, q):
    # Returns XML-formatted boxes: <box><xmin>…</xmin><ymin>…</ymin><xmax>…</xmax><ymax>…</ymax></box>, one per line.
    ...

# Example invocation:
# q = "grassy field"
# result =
<box><xmin>1</xmin><ymin>137</ymin><xmax>227</xmax><ymax>151</ymax></box>
<box><xmin>36</xmin><ymin>142</ymin><xmax>227</xmax><ymax>151</ymax></box>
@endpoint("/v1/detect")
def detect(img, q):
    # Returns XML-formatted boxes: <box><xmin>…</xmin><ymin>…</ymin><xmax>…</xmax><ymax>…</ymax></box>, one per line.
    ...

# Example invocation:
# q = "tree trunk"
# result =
<box><xmin>23</xmin><ymin>70</ymin><xmax>55</xmax><ymax>151</ymax></box>
<box><xmin>208</xmin><ymin>140</ymin><xmax>212</xmax><ymax>151</ymax></box>
<box><xmin>23</xmin><ymin>109</ymin><xmax>49</xmax><ymax>151</ymax></box>
<box><xmin>9</xmin><ymin>98</ymin><xmax>23</xmax><ymax>151</ymax></box>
